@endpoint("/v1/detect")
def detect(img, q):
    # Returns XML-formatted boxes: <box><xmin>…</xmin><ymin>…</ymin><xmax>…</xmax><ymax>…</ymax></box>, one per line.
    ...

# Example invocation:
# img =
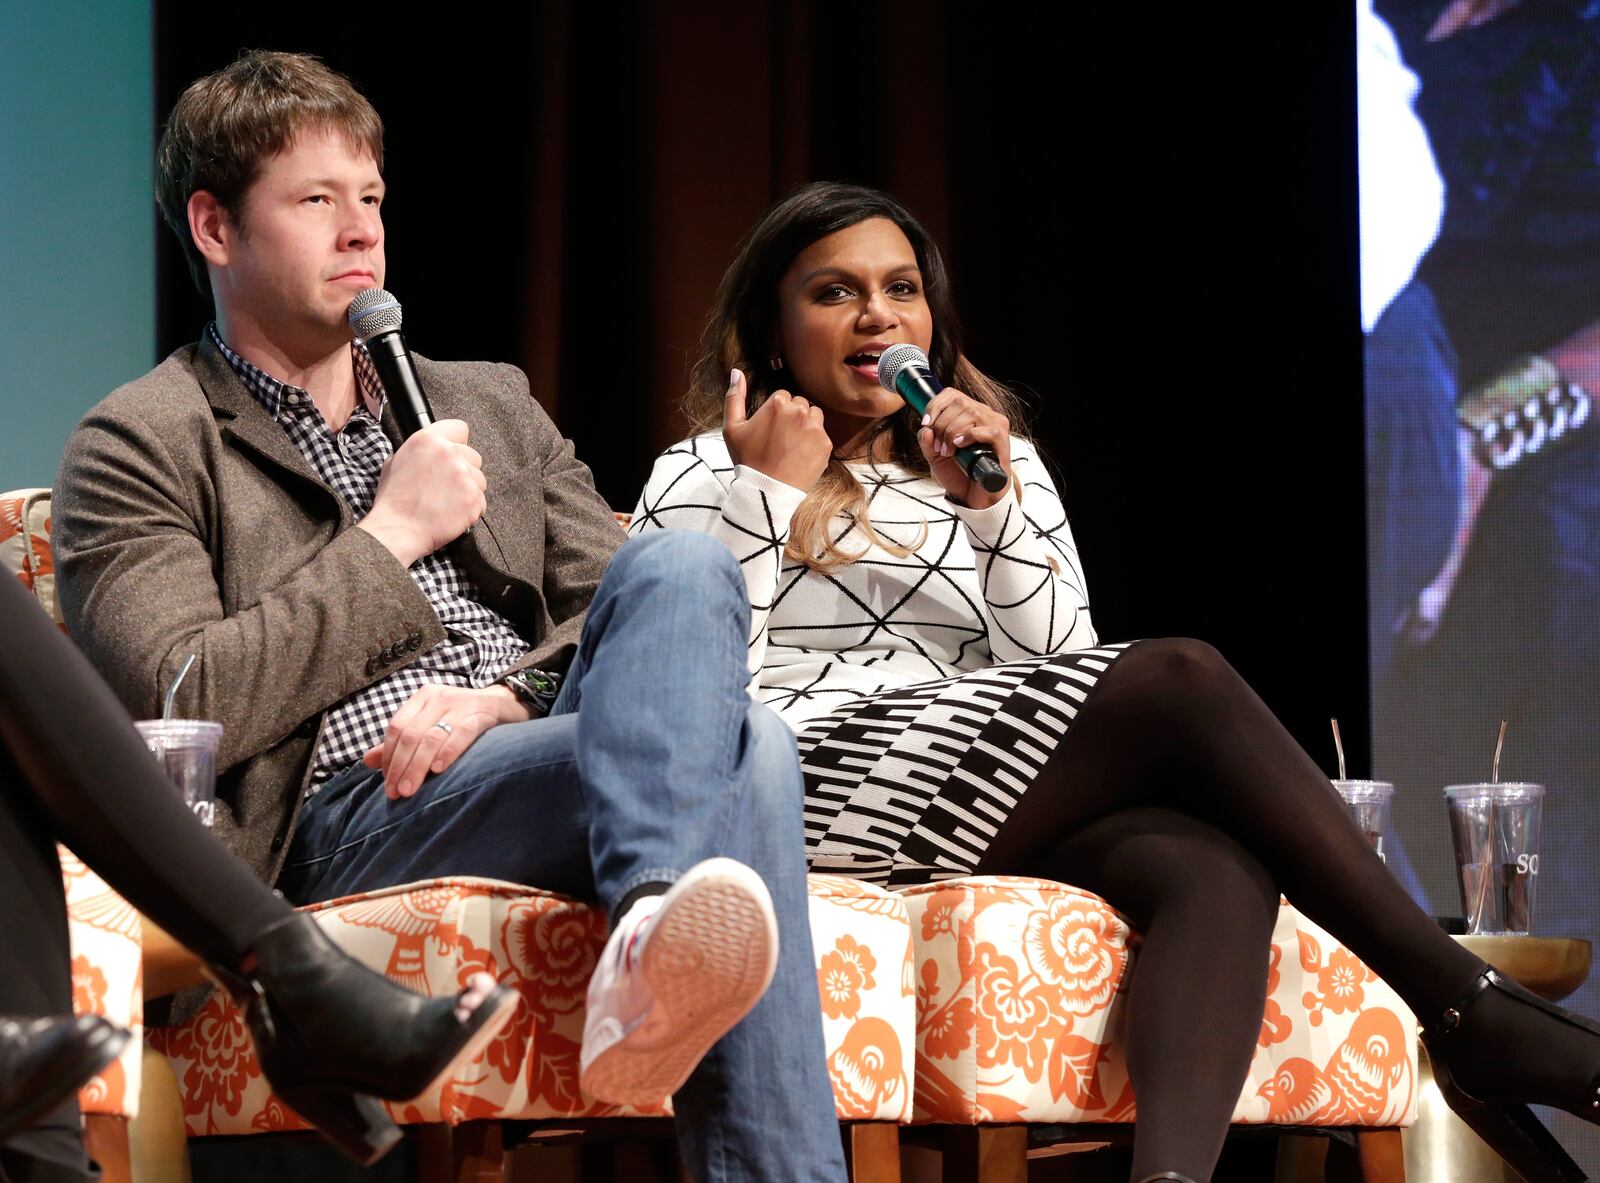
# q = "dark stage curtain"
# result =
<box><xmin>153</xmin><ymin>2</ymin><xmax>1369</xmax><ymax>770</ymax></box>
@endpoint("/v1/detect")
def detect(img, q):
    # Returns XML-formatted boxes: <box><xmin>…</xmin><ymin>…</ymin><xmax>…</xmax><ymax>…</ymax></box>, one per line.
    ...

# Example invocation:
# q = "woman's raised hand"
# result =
<box><xmin>723</xmin><ymin>369</ymin><xmax>834</xmax><ymax>492</ymax></box>
<box><xmin>916</xmin><ymin>387</ymin><xmax>1012</xmax><ymax>509</ymax></box>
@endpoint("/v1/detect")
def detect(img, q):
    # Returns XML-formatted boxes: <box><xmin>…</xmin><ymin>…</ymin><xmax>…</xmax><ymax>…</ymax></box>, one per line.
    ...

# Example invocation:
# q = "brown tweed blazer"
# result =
<box><xmin>54</xmin><ymin>335</ymin><xmax>624</xmax><ymax>886</ymax></box>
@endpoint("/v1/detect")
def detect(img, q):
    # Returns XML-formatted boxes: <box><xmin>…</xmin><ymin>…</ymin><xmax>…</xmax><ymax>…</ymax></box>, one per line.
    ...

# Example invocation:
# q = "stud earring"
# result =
<box><xmin>769</xmin><ymin>352</ymin><xmax>784</xmax><ymax>371</ymax></box>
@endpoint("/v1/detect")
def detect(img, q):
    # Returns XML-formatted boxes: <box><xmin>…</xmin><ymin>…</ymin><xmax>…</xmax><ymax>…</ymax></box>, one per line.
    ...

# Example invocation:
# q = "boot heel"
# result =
<box><xmin>278</xmin><ymin>1085</ymin><xmax>402</xmax><ymax>1166</ymax></box>
<box><xmin>1431</xmin><ymin>1060</ymin><xmax>1587</xmax><ymax>1183</ymax></box>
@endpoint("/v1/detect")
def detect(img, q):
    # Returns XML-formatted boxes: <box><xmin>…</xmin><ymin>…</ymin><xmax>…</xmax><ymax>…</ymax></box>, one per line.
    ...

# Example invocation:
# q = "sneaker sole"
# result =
<box><xmin>580</xmin><ymin>860</ymin><xmax>778</xmax><ymax>1108</ymax></box>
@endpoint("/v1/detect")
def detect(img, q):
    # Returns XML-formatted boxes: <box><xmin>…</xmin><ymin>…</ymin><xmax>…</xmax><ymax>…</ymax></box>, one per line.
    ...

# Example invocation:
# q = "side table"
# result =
<box><xmin>1403</xmin><ymin>935</ymin><xmax>1592</xmax><ymax>1182</ymax></box>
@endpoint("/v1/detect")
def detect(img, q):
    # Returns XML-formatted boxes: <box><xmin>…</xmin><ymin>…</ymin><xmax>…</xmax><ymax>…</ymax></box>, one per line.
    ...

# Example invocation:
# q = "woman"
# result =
<box><xmin>0</xmin><ymin>571</ymin><xmax>513</xmax><ymax>1178</ymax></box>
<box><xmin>631</xmin><ymin>181</ymin><xmax>1600</xmax><ymax>1183</ymax></box>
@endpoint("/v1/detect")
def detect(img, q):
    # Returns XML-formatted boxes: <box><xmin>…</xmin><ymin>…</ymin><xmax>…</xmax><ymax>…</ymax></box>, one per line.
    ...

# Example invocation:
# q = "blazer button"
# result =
<box><xmin>270</xmin><ymin>835</ymin><xmax>284</xmax><ymax>853</ymax></box>
<box><xmin>365</xmin><ymin>656</ymin><xmax>379</xmax><ymax>676</ymax></box>
<box><xmin>406</xmin><ymin>634</ymin><xmax>421</xmax><ymax>652</ymax></box>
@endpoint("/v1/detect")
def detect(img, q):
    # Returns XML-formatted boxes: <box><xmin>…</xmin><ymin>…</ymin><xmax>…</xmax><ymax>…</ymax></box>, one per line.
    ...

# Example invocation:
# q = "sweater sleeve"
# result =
<box><xmin>947</xmin><ymin>437</ymin><xmax>1098</xmax><ymax>660</ymax></box>
<box><xmin>627</xmin><ymin>433</ymin><xmax>807</xmax><ymax>678</ymax></box>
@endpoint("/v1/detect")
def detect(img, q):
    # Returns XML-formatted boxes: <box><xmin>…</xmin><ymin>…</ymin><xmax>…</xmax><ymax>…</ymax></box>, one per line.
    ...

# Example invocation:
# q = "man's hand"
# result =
<box><xmin>722</xmin><ymin>369</ymin><xmax>833</xmax><ymax>492</ymax></box>
<box><xmin>363</xmin><ymin>683</ymin><xmax>530</xmax><ymax>798</ymax></box>
<box><xmin>357</xmin><ymin>419</ymin><xmax>487</xmax><ymax>566</ymax></box>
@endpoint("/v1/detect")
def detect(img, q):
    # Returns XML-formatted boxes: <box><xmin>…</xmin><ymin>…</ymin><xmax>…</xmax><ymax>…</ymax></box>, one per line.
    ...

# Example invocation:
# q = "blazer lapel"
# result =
<box><xmin>195</xmin><ymin>336</ymin><xmax>347</xmax><ymax>521</ymax></box>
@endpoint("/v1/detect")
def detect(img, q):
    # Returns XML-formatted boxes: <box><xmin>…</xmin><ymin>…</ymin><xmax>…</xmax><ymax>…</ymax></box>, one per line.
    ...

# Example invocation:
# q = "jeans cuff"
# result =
<box><xmin>611</xmin><ymin>866</ymin><xmax>682</xmax><ymax>920</ymax></box>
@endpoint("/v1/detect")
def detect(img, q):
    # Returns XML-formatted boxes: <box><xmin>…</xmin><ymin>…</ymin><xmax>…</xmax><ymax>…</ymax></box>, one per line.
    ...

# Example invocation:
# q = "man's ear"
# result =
<box><xmin>187</xmin><ymin>190</ymin><xmax>232</xmax><ymax>269</ymax></box>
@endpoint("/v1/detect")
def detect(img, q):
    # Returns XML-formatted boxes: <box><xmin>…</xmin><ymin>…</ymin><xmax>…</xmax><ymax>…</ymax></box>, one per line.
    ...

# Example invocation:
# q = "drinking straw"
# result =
<box><xmin>1471</xmin><ymin>720</ymin><xmax>1510</xmax><ymax>933</ymax></box>
<box><xmin>163</xmin><ymin>653</ymin><xmax>197</xmax><ymax>723</ymax></box>
<box><xmin>1331</xmin><ymin>718</ymin><xmax>1347</xmax><ymax>781</ymax></box>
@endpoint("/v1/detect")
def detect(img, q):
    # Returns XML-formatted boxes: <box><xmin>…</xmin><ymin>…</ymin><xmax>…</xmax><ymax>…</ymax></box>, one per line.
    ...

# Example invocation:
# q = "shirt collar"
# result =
<box><xmin>208</xmin><ymin>322</ymin><xmax>386</xmax><ymax>422</ymax></box>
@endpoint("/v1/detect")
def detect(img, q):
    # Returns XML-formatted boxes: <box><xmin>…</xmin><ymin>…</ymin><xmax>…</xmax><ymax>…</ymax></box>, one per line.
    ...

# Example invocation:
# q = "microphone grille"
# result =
<box><xmin>347</xmin><ymin>288</ymin><xmax>402</xmax><ymax>340</ymax></box>
<box><xmin>877</xmin><ymin>342</ymin><xmax>929</xmax><ymax>393</ymax></box>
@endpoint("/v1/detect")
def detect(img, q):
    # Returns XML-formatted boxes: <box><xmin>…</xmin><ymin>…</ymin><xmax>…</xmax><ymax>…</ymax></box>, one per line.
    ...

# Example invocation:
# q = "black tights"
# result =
<box><xmin>0</xmin><ymin>575</ymin><xmax>292</xmax><ymax>1179</ymax></box>
<box><xmin>977</xmin><ymin>638</ymin><xmax>1491</xmax><ymax>1182</ymax></box>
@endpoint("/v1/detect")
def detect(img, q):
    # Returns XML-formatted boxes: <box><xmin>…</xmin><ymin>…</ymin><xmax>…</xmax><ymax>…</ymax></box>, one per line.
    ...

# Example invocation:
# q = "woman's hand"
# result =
<box><xmin>723</xmin><ymin>369</ymin><xmax>834</xmax><ymax>492</ymax></box>
<box><xmin>917</xmin><ymin>387</ymin><xmax>1012</xmax><ymax>508</ymax></box>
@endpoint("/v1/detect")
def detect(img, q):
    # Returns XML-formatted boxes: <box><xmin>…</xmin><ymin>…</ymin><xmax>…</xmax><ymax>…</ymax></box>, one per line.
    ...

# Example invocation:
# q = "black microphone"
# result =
<box><xmin>347</xmin><ymin>288</ymin><xmax>435</xmax><ymax>437</ymax></box>
<box><xmin>877</xmin><ymin>344</ymin><xmax>1009</xmax><ymax>494</ymax></box>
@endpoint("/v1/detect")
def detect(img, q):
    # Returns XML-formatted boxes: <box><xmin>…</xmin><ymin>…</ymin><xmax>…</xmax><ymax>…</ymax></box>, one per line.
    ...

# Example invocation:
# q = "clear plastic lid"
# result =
<box><xmin>1443</xmin><ymin>781</ymin><xmax>1545</xmax><ymax>803</ymax></box>
<box><xmin>134</xmin><ymin>720</ymin><xmax>224</xmax><ymax>748</ymax></box>
<box><xmin>1332</xmin><ymin>779</ymin><xmax>1395</xmax><ymax>803</ymax></box>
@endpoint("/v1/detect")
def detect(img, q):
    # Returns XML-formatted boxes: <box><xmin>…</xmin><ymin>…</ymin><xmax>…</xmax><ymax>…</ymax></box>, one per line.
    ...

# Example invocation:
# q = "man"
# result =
<box><xmin>53</xmin><ymin>50</ymin><xmax>845</xmax><ymax>1182</ymax></box>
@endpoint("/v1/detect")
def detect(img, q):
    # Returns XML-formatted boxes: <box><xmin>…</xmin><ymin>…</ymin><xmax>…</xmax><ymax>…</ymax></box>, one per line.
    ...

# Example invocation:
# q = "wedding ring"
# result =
<box><xmin>432</xmin><ymin>721</ymin><xmax>453</xmax><ymax>734</ymax></box>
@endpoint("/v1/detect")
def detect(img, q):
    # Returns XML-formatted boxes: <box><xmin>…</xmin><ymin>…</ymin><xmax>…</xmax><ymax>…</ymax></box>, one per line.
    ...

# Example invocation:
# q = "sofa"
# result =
<box><xmin>4</xmin><ymin>486</ymin><xmax>1415</xmax><ymax>1181</ymax></box>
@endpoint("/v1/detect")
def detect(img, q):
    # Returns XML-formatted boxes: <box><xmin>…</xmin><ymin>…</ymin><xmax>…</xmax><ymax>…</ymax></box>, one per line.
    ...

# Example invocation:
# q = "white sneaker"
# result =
<box><xmin>579</xmin><ymin>857</ymin><xmax>780</xmax><ymax>1108</ymax></box>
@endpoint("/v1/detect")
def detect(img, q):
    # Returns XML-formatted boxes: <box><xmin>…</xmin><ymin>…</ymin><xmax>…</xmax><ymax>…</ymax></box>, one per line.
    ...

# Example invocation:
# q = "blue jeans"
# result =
<box><xmin>278</xmin><ymin>531</ymin><xmax>847</xmax><ymax>1183</ymax></box>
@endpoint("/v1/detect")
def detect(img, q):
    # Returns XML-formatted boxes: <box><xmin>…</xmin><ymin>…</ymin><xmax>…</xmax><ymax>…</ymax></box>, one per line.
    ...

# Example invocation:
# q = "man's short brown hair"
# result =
<box><xmin>156</xmin><ymin>50</ymin><xmax>384</xmax><ymax>298</ymax></box>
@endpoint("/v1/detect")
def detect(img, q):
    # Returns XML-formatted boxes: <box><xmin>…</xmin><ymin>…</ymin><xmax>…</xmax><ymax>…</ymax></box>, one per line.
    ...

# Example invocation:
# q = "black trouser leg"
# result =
<box><xmin>0</xmin><ymin>576</ymin><xmax>290</xmax><ymax>967</ymax></box>
<box><xmin>0</xmin><ymin>577</ymin><xmax>298</xmax><ymax>1176</ymax></box>
<box><xmin>0</xmin><ymin>752</ymin><xmax>94</xmax><ymax>1182</ymax></box>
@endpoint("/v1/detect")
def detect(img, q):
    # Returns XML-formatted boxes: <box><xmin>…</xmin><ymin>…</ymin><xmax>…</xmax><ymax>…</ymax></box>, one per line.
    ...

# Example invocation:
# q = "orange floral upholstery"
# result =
<box><xmin>903</xmin><ymin>876</ymin><xmax>1417</xmax><ymax>1127</ymax></box>
<box><xmin>150</xmin><ymin>874</ymin><xmax>917</xmax><ymax>1135</ymax></box>
<box><xmin>2</xmin><ymin>488</ymin><xmax>62</xmax><ymax>627</ymax></box>
<box><xmin>60</xmin><ymin>849</ymin><xmax>144</xmax><ymax>1119</ymax></box>
<box><xmin>811</xmin><ymin>874</ymin><xmax>915</xmax><ymax>1121</ymax></box>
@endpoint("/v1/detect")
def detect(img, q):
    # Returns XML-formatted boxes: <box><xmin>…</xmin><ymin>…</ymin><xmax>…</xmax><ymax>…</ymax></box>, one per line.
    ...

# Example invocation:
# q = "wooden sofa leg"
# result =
<box><xmin>415</xmin><ymin>1123</ymin><xmax>453</xmax><ymax>1183</ymax></box>
<box><xmin>946</xmin><ymin>1124</ymin><xmax>1027</xmax><ymax>1183</ymax></box>
<box><xmin>83</xmin><ymin>1114</ymin><xmax>131</xmax><ymax>1183</ymax></box>
<box><xmin>842</xmin><ymin>1122</ymin><xmax>901</xmax><ymax>1182</ymax></box>
<box><xmin>452</xmin><ymin>1121</ymin><xmax>508</xmax><ymax>1183</ymax></box>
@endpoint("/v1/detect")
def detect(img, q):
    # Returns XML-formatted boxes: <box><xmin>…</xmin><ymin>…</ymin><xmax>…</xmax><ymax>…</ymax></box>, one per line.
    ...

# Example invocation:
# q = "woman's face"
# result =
<box><xmin>773</xmin><ymin>217</ymin><xmax>934</xmax><ymax>423</ymax></box>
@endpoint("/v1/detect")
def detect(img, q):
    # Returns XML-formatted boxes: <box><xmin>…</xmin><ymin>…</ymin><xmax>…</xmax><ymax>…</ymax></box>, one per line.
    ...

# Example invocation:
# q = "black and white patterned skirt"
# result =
<box><xmin>795</xmin><ymin>644</ymin><xmax>1132</xmax><ymax>887</ymax></box>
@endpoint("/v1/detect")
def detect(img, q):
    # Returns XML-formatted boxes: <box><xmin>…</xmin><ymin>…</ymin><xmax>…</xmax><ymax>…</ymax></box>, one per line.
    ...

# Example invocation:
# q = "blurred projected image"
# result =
<box><xmin>1361</xmin><ymin>0</ymin><xmax>1600</xmax><ymax>1166</ymax></box>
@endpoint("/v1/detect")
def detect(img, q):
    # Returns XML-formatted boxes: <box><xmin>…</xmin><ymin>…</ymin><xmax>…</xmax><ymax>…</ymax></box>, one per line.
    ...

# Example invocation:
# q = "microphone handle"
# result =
<box><xmin>892</xmin><ymin>367</ymin><xmax>1010</xmax><ymax>494</ymax></box>
<box><xmin>365</xmin><ymin>329</ymin><xmax>435</xmax><ymax>438</ymax></box>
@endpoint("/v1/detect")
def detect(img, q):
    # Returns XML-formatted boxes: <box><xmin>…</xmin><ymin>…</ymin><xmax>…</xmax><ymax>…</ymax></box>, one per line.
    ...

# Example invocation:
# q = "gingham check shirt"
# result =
<box><xmin>209</xmin><ymin>323</ymin><xmax>531</xmax><ymax>789</ymax></box>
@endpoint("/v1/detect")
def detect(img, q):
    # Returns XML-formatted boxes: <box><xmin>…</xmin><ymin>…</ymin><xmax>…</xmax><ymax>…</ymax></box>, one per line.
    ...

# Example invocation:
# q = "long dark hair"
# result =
<box><xmin>686</xmin><ymin>182</ymin><xmax>1027</xmax><ymax>571</ymax></box>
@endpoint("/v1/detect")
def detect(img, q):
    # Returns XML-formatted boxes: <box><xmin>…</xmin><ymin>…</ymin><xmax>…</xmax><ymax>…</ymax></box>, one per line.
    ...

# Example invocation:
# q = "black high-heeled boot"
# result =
<box><xmin>0</xmin><ymin>1015</ymin><xmax>130</xmax><ymax>1140</ymax></box>
<box><xmin>1423</xmin><ymin>967</ymin><xmax>1600</xmax><ymax>1183</ymax></box>
<box><xmin>209</xmin><ymin>912</ymin><xmax>514</xmax><ymax>1165</ymax></box>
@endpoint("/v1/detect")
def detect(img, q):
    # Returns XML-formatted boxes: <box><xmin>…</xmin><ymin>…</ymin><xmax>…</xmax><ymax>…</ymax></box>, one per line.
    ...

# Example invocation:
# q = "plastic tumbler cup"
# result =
<box><xmin>1444</xmin><ymin>782</ymin><xmax>1545</xmax><ymax>936</ymax></box>
<box><xmin>134</xmin><ymin>720</ymin><xmax>223</xmax><ymax>828</ymax></box>
<box><xmin>1332</xmin><ymin>779</ymin><xmax>1395</xmax><ymax>862</ymax></box>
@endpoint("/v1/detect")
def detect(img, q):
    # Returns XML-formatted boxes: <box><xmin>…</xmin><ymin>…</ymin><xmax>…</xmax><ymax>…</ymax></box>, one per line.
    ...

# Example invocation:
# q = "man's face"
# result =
<box><xmin>212</xmin><ymin>126</ymin><xmax>386</xmax><ymax>352</ymax></box>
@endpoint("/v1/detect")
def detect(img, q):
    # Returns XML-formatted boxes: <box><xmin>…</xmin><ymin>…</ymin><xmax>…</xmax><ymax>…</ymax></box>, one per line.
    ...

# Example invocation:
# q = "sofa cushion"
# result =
<box><xmin>151</xmin><ymin>873</ymin><xmax>918</xmax><ymax>1135</ymax></box>
<box><xmin>901</xmin><ymin>875</ymin><xmax>1417</xmax><ymax>1127</ymax></box>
